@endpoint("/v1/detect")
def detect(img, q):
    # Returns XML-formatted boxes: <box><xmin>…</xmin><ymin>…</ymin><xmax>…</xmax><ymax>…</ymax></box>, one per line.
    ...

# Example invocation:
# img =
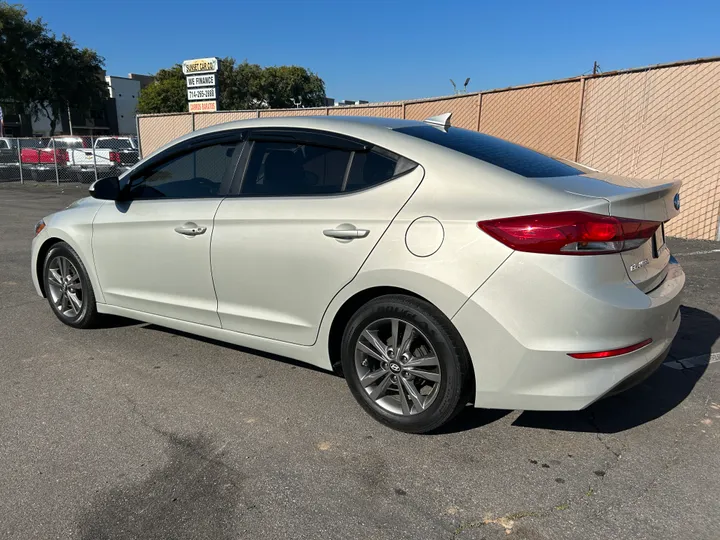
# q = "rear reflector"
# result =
<box><xmin>477</xmin><ymin>211</ymin><xmax>660</xmax><ymax>255</ymax></box>
<box><xmin>568</xmin><ymin>338</ymin><xmax>652</xmax><ymax>359</ymax></box>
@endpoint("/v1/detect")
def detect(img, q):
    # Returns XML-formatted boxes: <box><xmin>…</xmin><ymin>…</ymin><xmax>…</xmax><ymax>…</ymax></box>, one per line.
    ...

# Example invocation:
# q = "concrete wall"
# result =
<box><xmin>106</xmin><ymin>76</ymin><xmax>141</xmax><ymax>135</ymax></box>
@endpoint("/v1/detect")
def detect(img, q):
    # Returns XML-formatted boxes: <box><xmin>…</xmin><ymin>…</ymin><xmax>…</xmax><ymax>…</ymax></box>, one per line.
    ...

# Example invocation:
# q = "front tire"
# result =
<box><xmin>43</xmin><ymin>242</ymin><xmax>100</xmax><ymax>329</ymax></box>
<box><xmin>341</xmin><ymin>295</ymin><xmax>473</xmax><ymax>434</ymax></box>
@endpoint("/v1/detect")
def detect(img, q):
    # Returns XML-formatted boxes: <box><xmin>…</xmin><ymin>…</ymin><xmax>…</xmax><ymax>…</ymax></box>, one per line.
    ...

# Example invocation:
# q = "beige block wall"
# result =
<box><xmin>479</xmin><ymin>81</ymin><xmax>581</xmax><ymax>160</ymax></box>
<box><xmin>193</xmin><ymin>111</ymin><xmax>257</xmax><ymax>129</ymax></box>
<box><xmin>579</xmin><ymin>62</ymin><xmax>720</xmax><ymax>240</ymax></box>
<box><xmin>328</xmin><ymin>105</ymin><xmax>403</xmax><ymax>118</ymax></box>
<box><xmin>137</xmin><ymin>114</ymin><xmax>194</xmax><ymax>157</ymax></box>
<box><xmin>405</xmin><ymin>95</ymin><xmax>479</xmax><ymax>129</ymax></box>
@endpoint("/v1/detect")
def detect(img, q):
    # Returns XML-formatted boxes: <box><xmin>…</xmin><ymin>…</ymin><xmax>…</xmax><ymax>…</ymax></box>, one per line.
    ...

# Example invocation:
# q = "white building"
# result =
<box><xmin>105</xmin><ymin>76</ymin><xmax>141</xmax><ymax>135</ymax></box>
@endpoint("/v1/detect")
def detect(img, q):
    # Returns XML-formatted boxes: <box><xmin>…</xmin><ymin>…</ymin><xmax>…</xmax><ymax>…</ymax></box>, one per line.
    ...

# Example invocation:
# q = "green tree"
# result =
<box><xmin>35</xmin><ymin>36</ymin><xmax>108</xmax><ymax>134</ymax></box>
<box><xmin>137</xmin><ymin>58</ymin><xmax>326</xmax><ymax>114</ymax></box>
<box><xmin>260</xmin><ymin>65</ymin><xmax>325</xmax><ymax>109</ymax></box>
<box><xmin>136</xmin><ymin>65</ymin><xmax>186</xmax><ymax>114</ymax></box>
<box><xmin>0</xmin><ymin>2</ymin><xmax>47</xmax><ymax>104</ymax></box>
<box><xmin>0</xmin><ymin>2</ymin><xmax>108</xmax><ymax>135</ymax></box>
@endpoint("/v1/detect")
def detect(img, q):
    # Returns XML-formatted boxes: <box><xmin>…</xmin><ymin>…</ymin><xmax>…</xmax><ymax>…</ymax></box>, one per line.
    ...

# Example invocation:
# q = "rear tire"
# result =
<box><xmin>341</xmin><ymin>294</ymin><xmax>473</xmax><ymax>434</ymax></box>
<box><xmin>43</xmin><ymin>242</ymin><xmax>100</xmax><ymax>329</ymax></box>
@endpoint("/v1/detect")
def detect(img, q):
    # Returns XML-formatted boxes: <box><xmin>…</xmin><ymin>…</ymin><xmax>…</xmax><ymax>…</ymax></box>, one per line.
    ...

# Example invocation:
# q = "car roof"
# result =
<box><xmin>190</xmin><ymin>115</ymin><xmax>425</xmax><ymax>138</ymax></box>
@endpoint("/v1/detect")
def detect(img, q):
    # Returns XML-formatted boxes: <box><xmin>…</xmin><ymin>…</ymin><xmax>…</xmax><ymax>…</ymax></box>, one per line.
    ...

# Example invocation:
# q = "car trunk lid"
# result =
<box><xmin>538</xmin><ymin>172</ymin><xmax>681</xmax><ymax>292</ymax></box>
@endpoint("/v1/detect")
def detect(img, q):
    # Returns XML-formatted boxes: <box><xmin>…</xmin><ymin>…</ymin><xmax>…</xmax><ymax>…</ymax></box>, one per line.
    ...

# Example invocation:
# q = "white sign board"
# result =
<box><xmin>186</xmin><ymin>74</ymin><xmax>216</xmax><ymax>88</ymax></box>
<box><xmin>182</xmin><ymin>57</ymin><xmax>219</xmax><ymax>75</ymax></box>
<box><xmin>187</xmin><ymin>87</ymin><xmax>217</xmax><ymax>101</ymax></box>
<box><xmin>189</xmin><ymin>100</ymin><xmax>218</xmax><ymax>113</ymax></box>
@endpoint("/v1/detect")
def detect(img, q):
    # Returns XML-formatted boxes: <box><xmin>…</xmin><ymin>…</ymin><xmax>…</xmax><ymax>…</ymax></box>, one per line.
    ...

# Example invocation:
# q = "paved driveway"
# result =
<box><xmin>1</xmin><ymin>183</ymin><xmax>718</xmax><ymax>540</ymax></box>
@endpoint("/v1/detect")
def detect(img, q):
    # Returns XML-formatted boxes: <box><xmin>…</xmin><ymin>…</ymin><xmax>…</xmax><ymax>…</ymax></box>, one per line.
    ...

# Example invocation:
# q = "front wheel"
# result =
<box><xmin>43</xmin><ymin>242</ymin><xmax>100</xmax><ymax>329</ymax></box>
<box><xmin>341</xmin><ymin>295</ymin><xmax>473</xmax><ymax>433</ymax></box>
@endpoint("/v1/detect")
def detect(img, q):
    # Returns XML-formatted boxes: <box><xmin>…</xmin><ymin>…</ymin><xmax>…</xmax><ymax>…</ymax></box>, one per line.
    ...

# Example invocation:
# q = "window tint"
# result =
<box><xmin>130</xmin><ymin>142</ymin><xmax>239</xmax><ymax>199</ymax></box>
<box><xmin>241</xmin><ymin>141</ymin><xmax>416</xmax><ymax>196</ymax></box>
<box><xmin>96</xmin><ymin>138</ymin><xmax>133</xmax><ymax>149</ymax></box>
<box><xmin>345</xmin><ymin>148</ymin><xmax>415</xmax><ymax>191</ymax></box>
<box><xmin>241</xmin><ymin>142</ymin><xmax>351</xmax><ymax>196</ymax></box>
<box><xmin>395</xmin><ymin>125</ymin><xmax>581</xmax><ymax>178</ymax></box>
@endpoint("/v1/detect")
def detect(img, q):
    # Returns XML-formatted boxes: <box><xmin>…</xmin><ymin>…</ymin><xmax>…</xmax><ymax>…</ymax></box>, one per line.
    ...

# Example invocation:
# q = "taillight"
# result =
<box><xmin>56</xmin><ymin>149</ymin><xmax>69</xmax><ymax>164</ymax></box>
<box><xmin>477</xmin><ymin>211</ymin><xmax>660</xmax><ymax>255</ymax></box>
<box><xmin>21</xmin><ymin>150</ymin><xmax>37</xmax><ymax>164</ymax></box>
<box><xmin>110</xmin><ymin>151</ymin><xmax>121</xmax><ymax>164</ymax></box>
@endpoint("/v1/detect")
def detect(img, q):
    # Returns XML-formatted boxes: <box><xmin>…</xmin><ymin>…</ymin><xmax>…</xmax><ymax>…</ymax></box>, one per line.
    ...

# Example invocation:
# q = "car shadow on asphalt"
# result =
<box><xmin>141</xmin><ymin>324</ymin><xmax>340</xmax><ymax>377</ymax></box>
<box><xmin>96</xmin><ymin>314</ymin><xmax>143</xmax><ymax>329</ymax></box>
<box><xmin>142</xmin><ymin>307</ymin><xmax>717</xmax><ymax>437</ymax></box>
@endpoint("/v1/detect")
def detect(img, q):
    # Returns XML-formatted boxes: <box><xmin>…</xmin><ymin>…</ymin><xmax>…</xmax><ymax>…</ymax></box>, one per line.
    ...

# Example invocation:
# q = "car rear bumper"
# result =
<box><xmin>452</xmin><ymin>252</ymin><xmax>684</xmax><ymax>411</ymax></box>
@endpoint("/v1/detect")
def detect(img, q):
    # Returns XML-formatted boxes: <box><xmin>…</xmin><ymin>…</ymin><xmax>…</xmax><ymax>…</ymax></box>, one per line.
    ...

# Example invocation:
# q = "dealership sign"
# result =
<box><xmin>188</xmin><ymin>87</ymin><xmax>217</xmax><ymax>100</ymax></box>
<box><xmin>182</xmin><ymin>57</ymin><xmax>219</xmax><ymax>75</ymax></box>
<box><xmin>189</xmin><ymin>101</ymin><xmax>218</xmax><ymax>112</ymax></box>
<box><xmin>183</xmin><ymin>57</ymin><xmax>219</xmax><ymax>112</ymax></box>
<box><xmin>186</xmin><ymin>74</ymin><xmax>216</xmax><ymax>87</ymax></box>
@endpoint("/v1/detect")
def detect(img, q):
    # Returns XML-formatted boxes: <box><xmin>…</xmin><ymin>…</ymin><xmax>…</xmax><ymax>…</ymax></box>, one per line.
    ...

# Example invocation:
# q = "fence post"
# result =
<box><xmin>136</xmin><ymin>115</ymin><xmax>142</xmax><ymax>159</ymax></box>
<box><xmin>573</xmin><ymin>77</ymin><xmax>587</xmax><ymax>162</ymax></box>
<box><xmin>191</xmin><ymin>112</ymin><xmax>196</xmax><ymax>131</ymax></box>
<box><xmin>476</xmin><ymin>93</ymin><xmax>483</xmax><ymax>132</ymax></box>
<box><xmin>91</xmin><ymin>133</ymin><xmax>99</xmax><ymax>183</ymax></box>
<box><xmin>402</xmin><ymin>102</ymin><xmax>406</xmax><ymax>120</ymax></box>
<box><xmin>52</xmin><ymin>138</ymin><xmax>60</xmax><ymax>185</ymax></box>
<box><xmin>17</xmin><ymin>140</ymin><xmax>23</xmax><ymax>184</ymax></box>
<box><xmin>256</xmin><ymin>109</ymin><xmax>261</xmax><ymax>118</ymax></box>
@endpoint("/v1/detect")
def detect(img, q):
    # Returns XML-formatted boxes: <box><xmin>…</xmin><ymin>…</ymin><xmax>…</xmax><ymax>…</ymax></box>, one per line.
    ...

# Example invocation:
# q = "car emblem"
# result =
<box><xmin>389</xmin><ymin>362</ymin><xmax>401</xmax><ymax>373</ymax></box>
<box><xmin>673</xmin><ymin>193</ymin><xmax>680</xmax><ymax>211</ymax></box>
<box><xmin>629</xmin><ymin>259</ymin><xmax>649</xmax><ymax>272</ymax></box>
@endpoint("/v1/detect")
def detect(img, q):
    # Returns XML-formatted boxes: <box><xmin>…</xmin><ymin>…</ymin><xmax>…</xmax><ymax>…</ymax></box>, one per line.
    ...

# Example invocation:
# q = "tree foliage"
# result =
<box><xmin>137</xmin><ymin>58</ymin><xmax>326</xmax><ymax>114</ymax></box>
<box><xmin>0</xmin><ymin>2</ymin><xmax>107</xmax><ymax>134</ymax></box>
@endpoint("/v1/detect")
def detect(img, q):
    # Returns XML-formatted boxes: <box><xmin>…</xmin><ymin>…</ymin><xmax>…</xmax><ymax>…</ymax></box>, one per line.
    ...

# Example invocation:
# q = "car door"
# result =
<box><xmin>92</xmin><ymin>131</ymin><xmax>245</xmax><ymax>327</ymax></box>
<box><xmin>211</xmin><ymin>129</ymin><xmax>424</xmax><ymax>345</ymax></box>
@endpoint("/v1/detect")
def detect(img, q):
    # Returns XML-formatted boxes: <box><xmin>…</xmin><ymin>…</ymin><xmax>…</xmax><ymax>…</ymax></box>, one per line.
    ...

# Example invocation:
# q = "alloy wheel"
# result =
<box><xmin>354</xmin><ymin>318</ymin><xmax>441</xmax><ymax>415</ymax></box>
<box><xmin>47</xmin><ymin>255</ymin><xmax>84</xmax><ymax>319</ymax></box>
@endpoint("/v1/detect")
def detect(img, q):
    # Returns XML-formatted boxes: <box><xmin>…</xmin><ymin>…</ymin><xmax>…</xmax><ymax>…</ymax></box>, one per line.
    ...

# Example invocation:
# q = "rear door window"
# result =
<box><xmin>241</xmin><ymin>141</ymin><xmax>351</xmax><ymax>196</ymax></box>
<box><xmin>240</xmin><ymin>137</ymin><xmax>417</xmax><ymax>196</ymax></box>
<box><xmin>395</xmin><ymin>125</ymin><xmax>581</xmax><ymax>178</ymax></box>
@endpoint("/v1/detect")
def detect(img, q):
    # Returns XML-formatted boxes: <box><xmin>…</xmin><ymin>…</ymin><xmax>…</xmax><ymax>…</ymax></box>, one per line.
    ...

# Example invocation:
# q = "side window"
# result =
<box><xmin>345</xmin><ymin>148</ymin><xmax>414</xmax><ymax>193</ymax></box>
<box><xmin>130</xmin><ymin>142</ymin><xmax>239</xmax><ymax>199</ymax></box>
<box><xmin>240</xmin><ymin>139</ymin><xmax>417</xmax><ymax>196</ymax></box>
<box><xmin>241</xmin><ymin>141</ymin><xmax>351</xmax><ymax>196</ymax></box>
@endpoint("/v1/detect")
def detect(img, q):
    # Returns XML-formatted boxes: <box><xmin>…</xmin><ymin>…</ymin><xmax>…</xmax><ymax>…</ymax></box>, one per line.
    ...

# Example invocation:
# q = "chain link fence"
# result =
<box><xmin>0</xmin><ymin>135</ymin><xmax>139</xmax><ymax>185</ymax></box>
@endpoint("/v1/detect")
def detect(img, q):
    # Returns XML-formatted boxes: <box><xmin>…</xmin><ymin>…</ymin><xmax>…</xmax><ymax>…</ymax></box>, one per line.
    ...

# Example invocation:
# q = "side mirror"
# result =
<box><xmin>89</xmin><ymin>176</ymin><xmax>120</xmax><ymax>200</ymax></box>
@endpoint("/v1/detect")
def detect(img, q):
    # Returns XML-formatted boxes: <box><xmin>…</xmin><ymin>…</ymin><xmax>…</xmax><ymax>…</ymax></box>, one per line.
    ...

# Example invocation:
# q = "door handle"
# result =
<box><xmin>174</xmin><ymin>222</ymin><xmax>207</xmax><ymax>236</ymax></box>
<box><xmin>323</xmin><ymin>226</ymin><xmax>370</xmax><ymax>240</ymax></box>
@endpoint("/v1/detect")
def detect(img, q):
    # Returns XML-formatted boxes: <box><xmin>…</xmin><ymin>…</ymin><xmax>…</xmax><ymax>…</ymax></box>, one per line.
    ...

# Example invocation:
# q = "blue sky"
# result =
<box><xmin>22</xmin><ymin>0</ymin><xmax>720</xmax><ymax>102</ymax></box>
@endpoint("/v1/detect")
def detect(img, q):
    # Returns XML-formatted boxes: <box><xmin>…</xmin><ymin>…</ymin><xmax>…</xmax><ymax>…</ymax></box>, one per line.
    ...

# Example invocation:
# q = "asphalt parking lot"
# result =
<box><xmin>1</xmin><ymin>182</ymin><xmax>718</xmax><ymax>540</ymax></box>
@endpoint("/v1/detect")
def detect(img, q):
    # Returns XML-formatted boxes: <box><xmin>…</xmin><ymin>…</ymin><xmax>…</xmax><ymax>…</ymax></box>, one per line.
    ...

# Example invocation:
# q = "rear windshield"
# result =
<box><xmin>395</xmin><ymin>125</ymin><xmax>581</xmax><ymax>178</ymax></box>
<box><xmin>96</xmin><ymin>139</ymin><xmax>133</xmax><ymax>149</ymax></box>
<box><xmin>53</xmin><ymin>139</ymin><xmax>85</xmax><ymax>149</ymax></box>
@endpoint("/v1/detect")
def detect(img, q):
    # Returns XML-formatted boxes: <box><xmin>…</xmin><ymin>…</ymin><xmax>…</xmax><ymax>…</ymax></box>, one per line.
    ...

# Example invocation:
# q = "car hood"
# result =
<box><xmin>66</xmin><ymin>196</ymin><xmax>100</xmax><ymax>209</ymax></box>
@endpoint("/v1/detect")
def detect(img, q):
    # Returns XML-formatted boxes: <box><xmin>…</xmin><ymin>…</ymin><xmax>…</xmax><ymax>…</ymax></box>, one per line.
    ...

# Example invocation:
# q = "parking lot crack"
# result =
<box><xmin>588</xmin><ymin>412</ymin><xmax>623</xmax><ymax>461</ymax></box>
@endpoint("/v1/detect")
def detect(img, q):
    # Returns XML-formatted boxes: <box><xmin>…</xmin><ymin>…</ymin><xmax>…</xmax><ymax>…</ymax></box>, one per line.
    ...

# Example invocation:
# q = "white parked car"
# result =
<box><xmin>31</xmin><ymin>115</ymin><xmax>684</xmax><ymax>433</ymax></box>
